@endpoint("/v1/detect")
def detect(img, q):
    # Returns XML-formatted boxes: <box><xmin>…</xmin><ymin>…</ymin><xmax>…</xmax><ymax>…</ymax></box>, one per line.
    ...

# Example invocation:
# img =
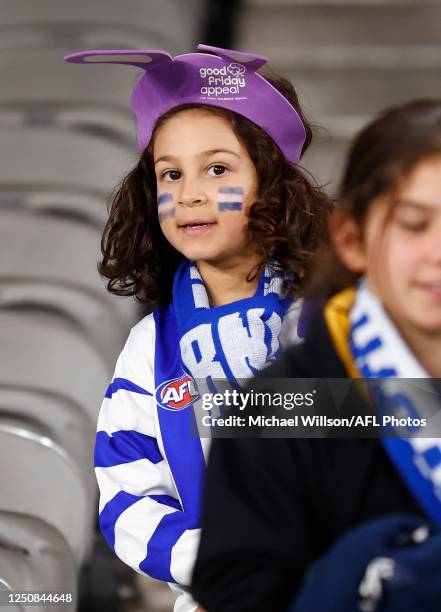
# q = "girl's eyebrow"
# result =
<box><xmin>154</xmin><ymin>149</ymin><xmax>241</xmax><ymax>165</ymax></box>
<box><xmin>202</xmin><ymin>149</ymin><xmax>241</xmax><ymax>159</ymax></box>
<box><xmin>395</xmin><ymin>198</ymin><xmax>440</xmax><ymax>211</ymax></box>
<box><xmin>154</xmin><ymin>155</ymin><xmax>175</xmax><ymax>165</ymax></box>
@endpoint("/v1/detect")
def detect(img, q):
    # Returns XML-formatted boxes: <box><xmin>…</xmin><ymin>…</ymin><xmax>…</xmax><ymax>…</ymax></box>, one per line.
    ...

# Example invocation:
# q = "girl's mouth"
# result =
<box><xmin>419</xmin><ymin>281</ymin><xmax>441</xmax><ymax>299</ymax></box>
<box><xmin>180</xmin><ymin>222</ymin><xmax>216</xmax><ymax>236</ymax></box>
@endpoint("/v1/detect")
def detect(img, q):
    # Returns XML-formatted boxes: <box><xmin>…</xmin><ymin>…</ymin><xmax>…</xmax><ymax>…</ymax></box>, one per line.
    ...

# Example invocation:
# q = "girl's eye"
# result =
<box><xmin>394</xmin><ymin>205</ymin><xmax>430</xmax><ymax>232</ymax></box>
<box><xmin>395</xmin><ymin>213</ymin><xmax>428</xmax><ymax>232</ymax></box>
<box><xmin>401</xmin><ymin>223</ymin><xmax>426</xmax><ymax>232</ymax></box>
<box><xmin>207</xmin><ymin>164</ymin><xmax>227</xmax><ymax>177</ymax></box>
<box><xmin>162</xmin><ymin>170</ymin><xmax>181</xmax><ymax>182</ymax></box>
<box><xmin>396</xmin><ymin>217</ymin><xmax>428</xmax><ymax>232</ymax></box>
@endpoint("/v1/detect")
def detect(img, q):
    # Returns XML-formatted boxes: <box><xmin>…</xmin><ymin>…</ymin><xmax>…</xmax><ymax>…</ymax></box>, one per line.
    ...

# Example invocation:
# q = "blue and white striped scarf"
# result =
<box><xmin>172</xmin><ymin>259</ymin><xmax>293</xmax><ymax>391</ymax></box>
<box><xmin>150</xmin><ymin>259</ymin><xmax>294</xmax><ymax>577</ymax></box>
<box><xmin>349</xmin><ymin>279</ymin><xmax>441</xmax><ymax>527</ymax></box>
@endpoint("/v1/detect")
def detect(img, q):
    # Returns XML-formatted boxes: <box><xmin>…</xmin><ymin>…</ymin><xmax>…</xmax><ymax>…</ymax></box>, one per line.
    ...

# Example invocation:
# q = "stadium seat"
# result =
<box><xmin>0</xmin><ymin>0</ymin><xmax>202</xmax><ymax>52</ymax></box>
<box><xmin>0</xmin><ymin>281</ymin><xmax>127</xmax><ymax>368</ymax></box>
<box><xmin>0</xmin><ymin>311</ymin><xmax>109</xmax><ymax>424</ymax></box>
<box><xmin>0</xmin><ymin>386</ymin><xmax>96</xmax><ymax>501</ymax></box>
<box><xmin>0</xmin><ymin>575</ymin><xmax>26</xmax><ymax>612</ymax></box>
<box><xmin>0</xmin><ymin>422</ymin><xmax>90</xmax><ymax>564</ymax></box>
<box><xmin>0</xmin><ymin>101</ymin><xmax>134</xmax><ymax>151</ymax></box>
<box><xmin>0</xmin><ymin>186</ymin><xmax>107</xmax><ymax>229</ymax></box>
<box><xmin>0</xmin><ymin>128</ymin><xmax>133</xmax><ymax>195</ymax></box>
<box><xmin>0</xmin><ymin>49</ymin><xmax>142</xmax><ymax>110</ymax></box>
<box><xmin>0</xmin><ymin>211</ymin><xmax>137</xmax><ymax>328</ymax></box>
<box><xmin>0</xmin><ymin>512</ymin><xmax>76</xmax><ymax>611</ymax></box>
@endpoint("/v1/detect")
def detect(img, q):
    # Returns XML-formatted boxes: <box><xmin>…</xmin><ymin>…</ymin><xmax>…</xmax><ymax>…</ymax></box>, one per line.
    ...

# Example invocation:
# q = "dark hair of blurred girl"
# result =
<box><xmin>306</xmin><ymin>99</ymin><xmax>441</xmax><ymax>299</ymax></box>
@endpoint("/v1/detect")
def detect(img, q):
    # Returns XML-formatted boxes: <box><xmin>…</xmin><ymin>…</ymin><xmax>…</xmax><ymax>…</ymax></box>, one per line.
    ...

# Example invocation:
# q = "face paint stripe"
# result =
<box><xmin>218</xmin><ymin>186</ymin><xmax>244</xmax><ymax>195</ymax></box>
<box><xmin>218</xmin><ymin>202</ymin><xmax>243</xmax><ymax>211</ymax></box>
<box><xmin>157</xmin><ymin>192</ymin><xmax>174</xmax><ymax>206</ymax></box>
<box><xmin>158</xmin><ymin>208</ymin><xmax>176</xmax><ymax>223</ymax></box>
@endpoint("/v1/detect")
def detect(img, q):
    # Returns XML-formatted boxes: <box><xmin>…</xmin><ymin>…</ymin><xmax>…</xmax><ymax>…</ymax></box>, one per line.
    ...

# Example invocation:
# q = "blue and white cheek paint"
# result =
<box><xmin>217</xmin><ymin>186</ymin><xmax>244</xmax><ymax>212</ymax></box>
<box><xmin>157</xmin><ymin>192</ymin><xmax>176</xmax><ymax>224</ymax></box>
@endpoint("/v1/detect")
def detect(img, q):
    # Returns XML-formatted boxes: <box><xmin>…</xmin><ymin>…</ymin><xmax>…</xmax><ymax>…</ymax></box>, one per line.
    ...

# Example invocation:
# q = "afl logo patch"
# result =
<box><xmin>155</xmin><ymin>373</ymin><xmax>199</xmax><ymax>411</ymax></box>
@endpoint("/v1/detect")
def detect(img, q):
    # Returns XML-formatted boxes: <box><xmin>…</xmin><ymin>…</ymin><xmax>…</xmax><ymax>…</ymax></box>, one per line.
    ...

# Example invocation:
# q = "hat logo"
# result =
<box><xmin>199</xmin><ymin>62</ymin><xmax>247</xmax><ymax>100</ymax></box>
<box><xmin>227</xmin><ymin>63</ymin><xmax>245</xmax><ymax>77</ymax></box>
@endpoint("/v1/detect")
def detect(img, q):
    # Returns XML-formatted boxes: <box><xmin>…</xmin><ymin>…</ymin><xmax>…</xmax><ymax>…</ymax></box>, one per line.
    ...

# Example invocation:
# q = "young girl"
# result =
<box><xmin>65</xmin><ymin>45</ymin><xmax>331</xmax><ymax>611</ymax></box>
<box><xmin>192</xmin><ymin>99</ymin><xmax>441</xmax><ymax>612</ymax></box>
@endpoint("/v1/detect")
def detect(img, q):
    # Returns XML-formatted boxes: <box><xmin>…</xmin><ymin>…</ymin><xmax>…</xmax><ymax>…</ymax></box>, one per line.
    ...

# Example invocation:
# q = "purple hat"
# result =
<box><xmin>64</xmin><ymin>44</ymin><xmax>306</xmax><ymax>164</ymax></box>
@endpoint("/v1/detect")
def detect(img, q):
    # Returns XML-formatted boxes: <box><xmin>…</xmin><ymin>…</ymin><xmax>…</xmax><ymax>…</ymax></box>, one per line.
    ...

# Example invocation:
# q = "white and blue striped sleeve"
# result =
<box><xmin>94</xmin><ymin>315</ymin><xmax>200</xmax><ymax>586</ymax></box>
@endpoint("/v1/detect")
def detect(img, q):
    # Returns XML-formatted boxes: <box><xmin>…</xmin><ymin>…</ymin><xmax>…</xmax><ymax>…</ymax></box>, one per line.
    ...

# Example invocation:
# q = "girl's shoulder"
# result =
<box><xmin>125</xmin><ymin>310</ymin><xmax>155</xmax><ymax>349</ymax></box>
<box><xmin>117</xmin><ymin>310</ymin><xmax>157</xmax><ymax>385</ymax></box>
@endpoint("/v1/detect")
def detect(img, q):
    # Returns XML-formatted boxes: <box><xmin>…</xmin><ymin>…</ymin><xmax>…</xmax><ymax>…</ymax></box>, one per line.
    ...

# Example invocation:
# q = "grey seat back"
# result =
<box><xmin>0</xmin><ymin>282</ymin><xmax>126</xmax><ymax>368</ymax></box>
<box><xmin>0</xmin><ymin>0</ymin><xmax>202</xmax><ymax>52</ymax></box>
<box><xmin>0</xmin><ymin>128</ymin><xmax>133</xmax><ymax>196</ymax></box>
<box><xmin>0</xmin><ymin>386</ymin><xmax>96</xmax><ymax>501</ymax></box>
<box><xmin>0</xmin><ymin>311</ymin><xmax>109</xmax><ymax>423</ymax></box>
<box><xmin>0</xmin><ymin>422</ymin><xmax>90</xmax><ymax>564</ymax></box>
<box><xmin>0</xmin><ymin>512</ymin><xmax>76</xmax><ymax>612</ymax></box>
<box><xmin>0</xmin><ymin>211</ymin><xmax>136</xmax><ymax>327</ymax></box>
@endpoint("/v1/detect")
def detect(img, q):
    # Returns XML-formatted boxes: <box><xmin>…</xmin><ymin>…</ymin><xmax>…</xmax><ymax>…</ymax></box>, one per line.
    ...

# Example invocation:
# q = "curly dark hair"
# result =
<box><xmin>99</xmin><ymin>72</ymin><xmax>333</xmax><ymax>306</ymax></box>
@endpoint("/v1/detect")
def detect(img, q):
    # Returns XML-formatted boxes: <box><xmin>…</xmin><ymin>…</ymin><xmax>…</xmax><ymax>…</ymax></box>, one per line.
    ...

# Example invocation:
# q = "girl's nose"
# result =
<box><xmin>177</xmin><ymin>177</ymin><xmax>208</xmax><ymax>207</ymax></box>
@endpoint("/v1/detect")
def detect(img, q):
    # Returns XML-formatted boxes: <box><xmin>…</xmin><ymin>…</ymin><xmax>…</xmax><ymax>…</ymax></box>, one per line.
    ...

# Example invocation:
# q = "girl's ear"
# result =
<box><xmin>330</xmin><ymin>210</ymin><xmax>367</xmax><ymax>273</ymax></box>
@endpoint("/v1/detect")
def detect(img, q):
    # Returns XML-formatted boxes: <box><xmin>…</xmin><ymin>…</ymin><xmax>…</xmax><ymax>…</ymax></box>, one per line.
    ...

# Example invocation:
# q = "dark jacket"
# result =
<box><xmin>191</xmin><ymin>312</ymin><xmax>425</xmax><ymax>612</ymax></box>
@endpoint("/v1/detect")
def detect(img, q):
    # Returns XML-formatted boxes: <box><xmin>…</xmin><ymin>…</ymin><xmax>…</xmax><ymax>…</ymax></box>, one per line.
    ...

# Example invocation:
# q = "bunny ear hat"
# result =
<box><xmin>64</xmin><ymin>43</ymin><xmax>306</xmax><ymax>164</ymax></box>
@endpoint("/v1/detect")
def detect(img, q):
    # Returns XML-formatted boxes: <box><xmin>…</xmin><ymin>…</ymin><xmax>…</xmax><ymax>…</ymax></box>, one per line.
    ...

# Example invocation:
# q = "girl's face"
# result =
<box><xmin>153</xmin><ymin>108</ymin><xmax>259</xmax><ymax>267</ymax></box>
<box><xmin>335</xmin><ymin>154</ymin><xmax>441</xmax><ymax>337</ymax></box>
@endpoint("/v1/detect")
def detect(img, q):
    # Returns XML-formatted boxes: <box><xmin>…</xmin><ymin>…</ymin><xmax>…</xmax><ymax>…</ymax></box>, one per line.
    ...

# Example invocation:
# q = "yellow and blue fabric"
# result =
<box><xmin>325</xmin><ymin>279</ymin><xmax>441</xmax><ymax>528</ymax></box>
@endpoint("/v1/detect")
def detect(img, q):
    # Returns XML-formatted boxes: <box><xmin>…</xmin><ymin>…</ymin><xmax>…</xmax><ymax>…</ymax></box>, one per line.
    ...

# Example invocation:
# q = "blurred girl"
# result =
<box><xmin>192</xmin><ymin>99</ymin><xmax>441</xmax><ymax>612</ymax></box>
<box><xmin>65</xmin><ymin>45</ymin><xmax>331</xmax><ymax>612</ymax></box>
